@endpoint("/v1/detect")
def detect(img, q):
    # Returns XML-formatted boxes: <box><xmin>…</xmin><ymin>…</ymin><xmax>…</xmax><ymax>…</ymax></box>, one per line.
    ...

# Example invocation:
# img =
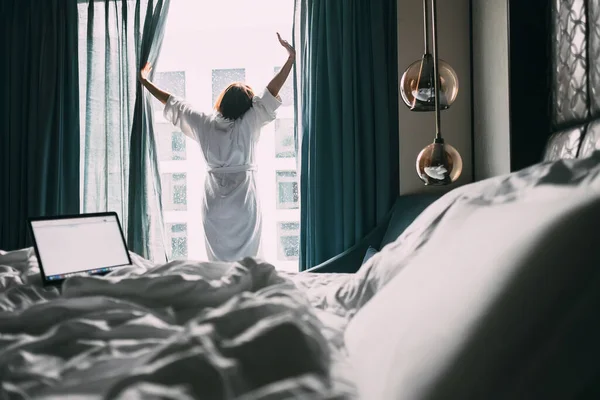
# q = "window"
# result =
<box><xmin>153</xmin><ymin>71</ymin><xmax>186</xmax><ymax>110</ymax></box>
<box><xmin>277</xmin><ymin>221</ymin><xmax>300</xmax><ymax>260</ymax></box>
<box><xmin>275</xmin><ymin>118</ymin><xmax>295</xmax><ymax>158</ymax></box>
<box><xmin>172</xmin><ymin>173</ymin><xmax>187</xmax><ymax>205</ymax></box>
<box><xmin>170</xmin><ymin>131</ymin><xmax>186</xmax><ymax>160</ymax></box>
<box><xmin>274</xmin><ymin>66</ymin><xmax>294</xmax><ymax>107</ymax></box>
<box><xmin>161</xmin><ymin>172</ymin><xmax>187</xmax><ymax>211</ymax></box>
<box><xmin>276</xmin><ymin>171</ymin><xmax>299</xmax><ymax>209</ymax></box>
<box><xmin>168</xmin><ymin>223</ymin><xmax>188</xmax><ymax>259</ymax></box>
<box><xmin>157</xmin><ymin>129</ymin><xmax>187</xmax><ymax>161</ymax></box>
<box><xmin>153</xmin><ymin>72</ymin><xmax>188</xmax><ymax>162</ymax></box>
<box><xmin>152</xmin><ymin>0</ymin><xmax>298</xmax><ymax>268</ymax></box>
<box><xmin>212</xmin><ymin>68</ymin><xmax>246</xmax><ymax>106</ymax></box>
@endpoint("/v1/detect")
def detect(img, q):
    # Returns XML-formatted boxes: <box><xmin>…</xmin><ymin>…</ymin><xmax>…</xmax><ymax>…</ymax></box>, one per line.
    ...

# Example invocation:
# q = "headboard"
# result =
<box><xmin>543</xmin><ymin>0</ymin><xmax>600</xmax><ymax>161</ymax></box>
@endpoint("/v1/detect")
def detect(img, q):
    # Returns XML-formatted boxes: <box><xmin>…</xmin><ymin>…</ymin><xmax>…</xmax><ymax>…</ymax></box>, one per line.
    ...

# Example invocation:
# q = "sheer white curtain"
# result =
<box><xmin>78</xmin><ymin>0</ymin><xmax>171</xmax><ymax>261</ymax></box>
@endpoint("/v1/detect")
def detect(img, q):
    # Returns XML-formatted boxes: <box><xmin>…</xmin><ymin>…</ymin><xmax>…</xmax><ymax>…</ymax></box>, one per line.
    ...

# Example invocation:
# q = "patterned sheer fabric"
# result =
<box><xmin>543</xmin><ymin>0</ymin><xmax>600</xmax><ymax>162</ymax></box>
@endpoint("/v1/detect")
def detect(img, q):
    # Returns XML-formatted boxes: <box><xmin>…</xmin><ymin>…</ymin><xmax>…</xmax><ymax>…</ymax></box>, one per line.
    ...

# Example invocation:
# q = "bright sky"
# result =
<box><xmin>159</xmin><ymin>0</ymin><xmax>295</xmax><ymax>78</ymax></box>
<box><xmin>167</xmin><ymin>0</ymin><xmax>295</xmax><ymax>31</ymax></box>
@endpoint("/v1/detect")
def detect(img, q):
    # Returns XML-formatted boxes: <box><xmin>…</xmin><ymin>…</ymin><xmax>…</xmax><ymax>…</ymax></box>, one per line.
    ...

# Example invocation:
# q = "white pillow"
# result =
<box><xmin>345</xmin><ymin>193</ymin><xmax>600</xmax><ymax>400</ymax></box>
<box><xmin>335</xmin><ymin>152</ymin><xmax>600</xmax><ymax>313</ymax></box>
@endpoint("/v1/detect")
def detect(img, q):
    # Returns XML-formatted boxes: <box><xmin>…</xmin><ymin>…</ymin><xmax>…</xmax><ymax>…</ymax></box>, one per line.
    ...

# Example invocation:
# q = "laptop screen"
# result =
<box><xmin>30</xmin><ymin>213</ymin><xmax>131</xmax><ymax>282</ymax></box>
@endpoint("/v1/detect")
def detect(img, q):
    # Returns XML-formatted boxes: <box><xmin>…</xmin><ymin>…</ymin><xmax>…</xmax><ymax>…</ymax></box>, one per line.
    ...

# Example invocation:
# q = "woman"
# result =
<box><xmin>139</xmin><ymin>33</ymin><xmax>295</xmax><ymax>262</ymax></box>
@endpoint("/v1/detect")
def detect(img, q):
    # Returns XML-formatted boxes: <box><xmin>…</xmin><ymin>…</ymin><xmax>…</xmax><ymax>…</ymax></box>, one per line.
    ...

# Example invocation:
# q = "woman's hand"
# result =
<box><xmin>139</xmin><ymin>62</ymin><xmax>152</xmax><ymax>84</ymax></box>
<box><xmin>267</xmin><ymin>34</ymin><xmax>296</xmax><ymax>97</ymax></box>
<box><xmin>138</xmin><ymin>62</ymin><xmax>171</xmax><ymax>105</ymax></box>
<box><xmin>277</xmin><ymin>33</ymin><xmax>295</xmax><ymax>61</ymax></box>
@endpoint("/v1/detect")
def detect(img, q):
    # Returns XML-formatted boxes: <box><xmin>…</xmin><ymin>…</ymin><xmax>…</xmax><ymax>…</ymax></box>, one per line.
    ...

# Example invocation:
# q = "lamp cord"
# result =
<box><xmin>422</xmin><ymin>0</ymin><xmax>430</xmax><ymax>53</ymax></box>
<box><xmin>431</xmin><ymin>0</ymin><xmax>442</xmax><ymax>140</ymax></box>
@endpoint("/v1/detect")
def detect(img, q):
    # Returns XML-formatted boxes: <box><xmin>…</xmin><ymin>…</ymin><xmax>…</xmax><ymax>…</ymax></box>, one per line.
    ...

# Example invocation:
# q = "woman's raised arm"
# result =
<box><xmin>266</xmin><ymin>33</ymin><xmax>296</xmax><ymax>98</ymax></box>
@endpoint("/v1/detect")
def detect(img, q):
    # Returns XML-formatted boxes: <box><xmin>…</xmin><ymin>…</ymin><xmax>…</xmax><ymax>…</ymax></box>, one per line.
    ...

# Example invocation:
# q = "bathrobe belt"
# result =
<box><xmin>208</xmin><ymin>164</ymin><xmax>257</xmax><ymax>174</ymax></box>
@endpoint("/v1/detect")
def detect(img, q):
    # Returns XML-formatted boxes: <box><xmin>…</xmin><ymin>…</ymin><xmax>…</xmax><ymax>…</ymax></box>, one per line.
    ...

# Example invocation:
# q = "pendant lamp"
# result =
<box><xmin>400</xmin><ymin>0</ymin><xmax>459</xmax><ymax>111</ymax></box>
<box><xmin>409</xmin><ymin>0</ymin><xmax>463</xmax><ymax>185</ymax></box>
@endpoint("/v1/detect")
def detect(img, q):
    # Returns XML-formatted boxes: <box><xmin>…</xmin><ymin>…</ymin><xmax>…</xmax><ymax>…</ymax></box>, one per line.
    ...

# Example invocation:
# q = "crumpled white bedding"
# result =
<box><xmin>0</xmin><ymin>249</ymin><xmax>357</xmax><ymax>399</ymax></box>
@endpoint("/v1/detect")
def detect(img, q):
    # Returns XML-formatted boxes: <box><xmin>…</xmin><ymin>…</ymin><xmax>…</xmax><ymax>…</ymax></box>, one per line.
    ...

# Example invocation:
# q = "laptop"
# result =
<box><xmin>28</xmin><ymin>212</ymin><xmax>132</xmax><ymax>287</ymax></box>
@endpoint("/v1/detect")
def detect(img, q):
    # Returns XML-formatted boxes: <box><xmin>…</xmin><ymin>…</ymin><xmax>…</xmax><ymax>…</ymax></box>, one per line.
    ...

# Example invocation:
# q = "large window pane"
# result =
<box><xmin>212</xmin><ymin>68</ymin><xmax>246</xmax><ymax>106</ymax></box>
<box><xmin>168</xmin><ymin>223</ymin><xmax>188</xmax><ymax>259</ymax></box>
<box><xmin>171</xmin><ymin>131</ymin><xmax>186</xmax><ymax>160</ymax></box>
<box><xmin>79</xmin><ymin>0</ymin><xmax>298</xmax><ymax>267</ymax></box>
<box><xmin>152</xmin><ymin>0</ymin><xmax>297</xmax><ymax>269</ymax></box>
<box><xmin>153</xmin><ymin>71</ymin><xmax>186</xmax><ymax>110</ymax></box>
<box><xmin>276</xmin><ymin>171</ymin><xmax>299</xmax><ymax>209</ymax></box>
<box><xmin>277</xmin><ymin>221</ymin><xmax>299</xmax><ymax>260</ymax></box>
<box><xmin>275</xmin><ymin>118</ymin><xmax>294</xmax><ymax>158</ymax></box>
<box><xmin>161</xmin><ymin>172</ymin><xmax>187</xmax><ymax>211</ymax></box>
<box><xmin>154</xmin><ymin>71</ymin><xmax>187</xmax><ymax>162</ymax></box>
<box><xmin>274</xmin><ymin>66</ymin><xmax>293</xmax><ymax>107</ymax></box>
<box><xmin>156</xmin><ymin>128</ymin><xmax>187</xmax><ymax>161</ymax></box>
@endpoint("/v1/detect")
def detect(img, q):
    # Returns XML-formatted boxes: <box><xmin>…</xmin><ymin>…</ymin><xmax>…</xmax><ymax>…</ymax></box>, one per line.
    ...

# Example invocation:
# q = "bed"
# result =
<box><xmin>0</xmin><ymin>250</ymin><xmax>359</xmax><ymax>399</ymax></box>
<box><xmin>2</xmin><ymin>1</ymin><xmax>600</xmax><ymax>399</ymax></box>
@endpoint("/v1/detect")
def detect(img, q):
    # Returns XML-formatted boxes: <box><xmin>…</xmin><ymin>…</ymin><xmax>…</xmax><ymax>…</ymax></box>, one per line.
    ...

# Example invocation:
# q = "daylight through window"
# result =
<box><xmin>154</xmin><ymin>0</ymin><xmax>298</xmax><ymax>270</ymax></box>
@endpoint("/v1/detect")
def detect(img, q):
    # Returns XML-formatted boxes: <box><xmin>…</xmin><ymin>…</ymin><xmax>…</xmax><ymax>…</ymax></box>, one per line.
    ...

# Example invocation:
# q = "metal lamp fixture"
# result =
<box><xmin>400</xmin><ymin>0</ymin><xmax>459</xmax><ymax>111</ymax></box>
<box><xmin>404</xmin><ymin>0</ymin><xmax>463</xmax><ymax>185</ymax></box>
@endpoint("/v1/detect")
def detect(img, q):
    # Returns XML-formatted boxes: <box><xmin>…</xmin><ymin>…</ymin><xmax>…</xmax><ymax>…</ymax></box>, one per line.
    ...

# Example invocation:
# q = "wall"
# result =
<box><xmin>470</xmin><ymin>0</ymin><xmax>551</xmax><ymax>179</ymax></box>
<box><xmin>397</xmin><ymin>0</ymin><xmax>473</xmax><ymax>194</ymax></box>
<box><xmin>471</xmin><ymin>0</ymin><xmax>511</xmax><ymax>180</ymax></box>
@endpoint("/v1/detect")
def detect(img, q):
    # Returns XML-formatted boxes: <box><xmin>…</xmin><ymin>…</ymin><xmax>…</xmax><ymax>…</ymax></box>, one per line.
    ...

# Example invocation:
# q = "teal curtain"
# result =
<box><xmin>294</xmin><ymin>0</ymin><xmax>399</xmax><ymax>270</ymax></box>
<box><xmin>0</xmin><ymin>0</ymin><xmax>80</xmax><ymax>251</ymax></box>
<box><xmin>127</xmin><ymin>0</ymin><xmax>170</xmax><ymax>262</ymax></box>
<box><xmin>79</xmin><ymin>0</ymin><xmax>170</xmax><ymax>261</ymax></box>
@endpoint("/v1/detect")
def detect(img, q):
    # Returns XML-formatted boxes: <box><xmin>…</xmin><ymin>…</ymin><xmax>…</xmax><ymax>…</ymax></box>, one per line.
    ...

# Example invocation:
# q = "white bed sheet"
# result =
<box><xmin>0</xmin><ymin>248</ymin><xmax>358</xmax><ymax>399</ymax></box>
<box><xmin>285</xmin><ymin>272</ymin><xmax>358</xmax><ymax>399</ymax></box>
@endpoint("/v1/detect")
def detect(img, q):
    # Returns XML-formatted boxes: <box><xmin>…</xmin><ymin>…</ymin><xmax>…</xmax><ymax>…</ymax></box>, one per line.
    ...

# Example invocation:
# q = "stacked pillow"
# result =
<box><xmin>342</xmin><ymin>152</ymin><xmax>600</xmax><ymax>399</ymax></box>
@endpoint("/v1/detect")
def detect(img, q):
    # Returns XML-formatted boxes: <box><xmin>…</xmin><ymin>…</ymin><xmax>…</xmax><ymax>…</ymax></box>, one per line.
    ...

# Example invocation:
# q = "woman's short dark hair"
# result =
<box><xmin>214</xmin><ymin>82</ymin><xmax>254</xmax><ymax>120</ymax></box>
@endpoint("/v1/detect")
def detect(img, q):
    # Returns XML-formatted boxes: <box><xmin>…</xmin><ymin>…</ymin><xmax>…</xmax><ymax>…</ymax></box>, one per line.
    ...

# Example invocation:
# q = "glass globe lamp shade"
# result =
<box><xmin>416</xmin><ymin>140</ymin><xmax>463</xmax><ymax>185</ymax></box>
<box><xmin>400</xmin><ymin>54</ymin><xmax>459</xmax><ymax>112</ymax></box>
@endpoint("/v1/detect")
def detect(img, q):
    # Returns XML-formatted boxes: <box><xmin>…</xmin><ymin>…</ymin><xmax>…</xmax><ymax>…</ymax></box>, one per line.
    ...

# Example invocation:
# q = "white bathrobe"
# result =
<box><xmin>163</xmin><ymin>89</ymin><xmax>282</xmax><ymax>262</ymax></box>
